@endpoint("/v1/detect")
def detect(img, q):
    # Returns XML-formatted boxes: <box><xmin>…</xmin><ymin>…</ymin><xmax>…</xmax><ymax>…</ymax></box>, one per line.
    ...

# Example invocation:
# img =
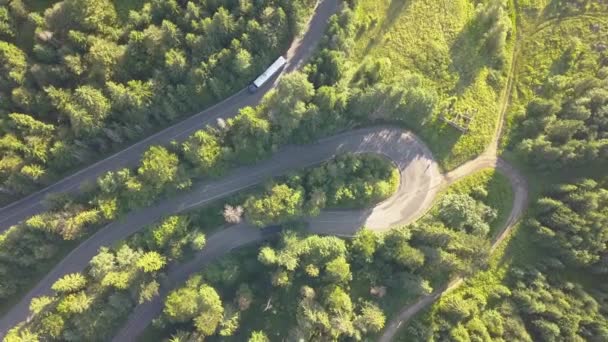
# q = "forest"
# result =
<box><xmin>4</xmin><ymin>153</ymin><xmax>399</xmax><ymax>341</ymax></box>
<box><xmin>1</xmin><ymin>0</ymin><xmax>608</xmax><ymax>341</ymax></box>
<box><xmin>0</xmin><ymin>0</ymin><xmax>314</xmax><ymax>203</ymax></box>
<box><xmin>140</xmin><ymin>169</ymin><xmax>511</xmax><ymax>341</ymax></box>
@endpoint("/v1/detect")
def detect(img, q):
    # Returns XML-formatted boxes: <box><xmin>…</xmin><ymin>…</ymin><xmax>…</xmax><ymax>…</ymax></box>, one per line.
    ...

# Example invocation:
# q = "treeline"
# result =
<box><xmin>0</xmin><ymin>0</ymin><xmax>513</xmax><ymax>304</ymax></box>
<box><xmin>0</xmin><ymin>60</ymin><xmax>411</xmax><ymax>305</ymax></box>
<box><xmin>155</xmin><ymin>233</ymin><xmax>389</xmax><ymax>341</ymax></box>
<box><xmin>149</xmin><ymin>170</ymin><xmax>508</xmax><ymax>340</ymax></box>
<box><xmin>0</xmin><ymin>0</ymin><xmax>313</xmax><ymax>200</ymax></box>
<box><xmin>403</xmin><ymin>265</ymin><xmax>608</xmax><ymax>341</ymax></box>
<box><xmin>398</xmin><ymin>182</ymin><xmax>608</xmax><ymax>342</ymax></box>
<box><xmin>0</xmin><ymin>70</ymin><xmax>320</xmax><ymax>304</ymax></box>
<box><xmin>4</xmin><ymin>152</ymin><xmax>398</xmax><ymax>341</ymax></box>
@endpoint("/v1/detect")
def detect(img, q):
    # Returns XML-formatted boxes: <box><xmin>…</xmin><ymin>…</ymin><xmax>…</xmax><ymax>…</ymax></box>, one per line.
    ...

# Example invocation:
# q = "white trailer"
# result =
<box><xmin>249</xmin><ymin>56</ymin><xmax>287</xmax><ymax>93</ymax></box>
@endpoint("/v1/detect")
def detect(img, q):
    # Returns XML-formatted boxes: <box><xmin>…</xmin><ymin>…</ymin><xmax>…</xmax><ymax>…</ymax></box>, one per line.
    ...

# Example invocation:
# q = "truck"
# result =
<box><xmin>248</xmin><ymin>56</ymin><xmax>287</xmax><ymax>93</ymax></box>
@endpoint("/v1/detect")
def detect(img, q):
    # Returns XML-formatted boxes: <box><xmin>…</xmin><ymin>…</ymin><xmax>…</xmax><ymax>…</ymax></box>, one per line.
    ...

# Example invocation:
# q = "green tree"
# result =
<box><xmin>325</xmin><ymin>256</ymin><xmax>352</xmax><ymax>284</ymax></box>
<box><xmin>193</xmin><ymin>285</ymin><xmax>224</xmax><ymax>336</ymax></box>
<box><xmin>148</xmin><ymin>216</ymin><xmax>189</xmax><ymax>256</ymax></box>
<box><xmin>264</xmin><ymin>71</ymin><xmax>315</xmax><ymax>139</ymax></box>
<box><xmin>0</xmin><ymin>41</ymin><xmax>27</xmax><ymax>91</ymax></box>
<box><xmin>182</xmin><ymin>129</ymin><xmax>222</xmax><ymax>173</ymax></box>
<box><xmin>8</xmin><ymin>113</ymin><xmax>55</xmax><ymax>136</ymax></box>
<box><xmin>0</xmin><ymin>6</ymin><xmax>15</xmax><ymax>38</ymax></box>
<box><xmin>351</xmin><ymin>228</ymin><xmax>380</xmax><ymax>263</ymax></box>
<box><xmin>355</xmin><ymin>302</ymin><xmax>386</xmax><ymax>333</ymax></box>
<box><xmin>531</xmin><ymin>179</ymin><xmax>608</xmax><ymax>268</ymax></box>
<box><xmin>164</xmin><ymin>277</ymin><xmax>224</xmax><ymax>337</ymax></box>
<box><xmin>248</xmin><ymin>331</ymin><xmax>269</xmax><ymax>342</ymax></box>
<box><xmin>136</xmin><ymin>251</ymin><xmax>167</xmax><ymax>273</ymax></box>
<box><xmin>137</xmin><ymin>146</ymin><xmax>179</xmax><ymax>192</ymax></box>
<box><xmin>106</xmin><ymin>80</ymin><xmax>154</xmax><ymax>121</ymax></box>
<box><xmin>258</xmin><ymin>246</ymin><xmax>277</xmax><ymax>265</ymax></box>
<box><xmin>226</xmin><ymin>107</ymin><xmax>271</xmax><ymax>162</ymax></box>
<box><xmin>46</xmin><ymin>85</ymin><xmax>111</xmax><ymax>135</ymax></box>
<box><xmin>51</xmin><ymin>273</ymin><xmax>87</xmax><ymax>293</ymax></box>
<box><xmin>164</xmin><ymin>286</ymin><xmax>201</xmax><ymax>322</ymax></box>
<box><xmin>45</xmin><ymin>0</ymin><xmax>118</xmax><ymax>35</ymax></box>
<box><xmin>438</xmin><ymin>193</ymin><xmax>497</xmax><ymax>236</ymax></box>
<box><xmin>86</xmin><ymin>38</ymin><xmax>125</xmax><ymax>82</ymax></box>
<box><xmin>232</xmin><ymin>48</ymin><xmax>252</xmax><ymax>74</ymax></box>
<box><xmin>244</xmin><ymin>184</ymin><xmax>304</xmax><ymax>227</ymax></box>
<box><xmin>56</xmin><ymin>292</ymin><xmax>93</xmax><ymax>315</ymax></box>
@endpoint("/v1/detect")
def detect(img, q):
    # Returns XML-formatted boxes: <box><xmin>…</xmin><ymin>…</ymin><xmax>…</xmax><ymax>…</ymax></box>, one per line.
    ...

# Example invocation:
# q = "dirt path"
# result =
<box><xmin>377</xmin><ymin>4</ymin><xmax>531</xmax><ymax>339</ymax></box>
<box><xmin>1</xmin><ymin>1</ymin><xmax>539</xmax><ymax>340</ymax></box>
<box><xmin>378</xmin><ymin>155</ymin><xmax>528</xmax><ymax>342</ymax></box>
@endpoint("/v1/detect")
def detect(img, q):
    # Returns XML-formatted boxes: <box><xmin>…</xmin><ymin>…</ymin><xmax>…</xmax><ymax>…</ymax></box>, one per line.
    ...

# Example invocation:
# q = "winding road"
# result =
<box><xmin>2</xmin><ymin>126</ymin><xmax>444</xmax><ymax>337</ymax></box>
<box><xmin>112</xmin><ymin>144</ymin><xmax>528</xmax><ymax>341</ymax></box>
<box><xmin>0</xmin><ymin>0</ymin><xmax>532</xmax><ymax>340</ymax></box>
<box><xmin>0</xmin><ymin>0</ymin><xmax>340</xmax><ymax>232</ymax></box>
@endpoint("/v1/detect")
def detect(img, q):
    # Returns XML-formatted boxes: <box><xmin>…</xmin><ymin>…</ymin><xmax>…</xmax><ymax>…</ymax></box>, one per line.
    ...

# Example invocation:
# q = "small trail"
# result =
<box><xmin>378</xmin><ymin>3</ymin><xmax>536</xmax><ymax>339</ymax></box>
<box><xmin>1</xmin><ymin>1</ymin><xmax>541</xmax><ymax>340</ymax></box>
<box><xmin>378</xmin><ymin>155</ymin><xmax>528</xmax><ymax>342</ymax></box>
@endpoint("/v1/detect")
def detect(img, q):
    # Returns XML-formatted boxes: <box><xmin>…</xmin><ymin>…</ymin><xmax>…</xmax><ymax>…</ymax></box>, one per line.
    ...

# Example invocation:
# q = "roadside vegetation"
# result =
<box><xmin>0</xmin><ymin>0</ymin><xmax>314</xmax><ymax>204</ymax></box>
<box><xmin>3</xmin><ymin>153</ymin><xmax>399</xmax><ymax>341</ymax></box>
<box><xmin>0</xmin><ymin>0</ymin><xmax>516</xmax><ymax>309</ymax></box>
<box><xmin>3</xmin><ymin>0</ymin><xmax>608</xmax><ymax>340</ymax></box>
<box><xmin>0</xmin><ymin>58</ymin><xmax>403</xmax><ymax>309</ymax></box>
<box><xmin>138</xmin><ymin>168</ymin><xmax>512</xmax><ymax>341</ymax></box>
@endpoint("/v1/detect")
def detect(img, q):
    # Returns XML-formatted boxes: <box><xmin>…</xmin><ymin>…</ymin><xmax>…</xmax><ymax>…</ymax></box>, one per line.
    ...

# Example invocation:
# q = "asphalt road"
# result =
<box><xmin>113</xmin><ymin>150</ymin><xmax>528</xmax><ymax>342</ymax></box>
<box><xmin>0</xmin><ymin>0</ymin><xmax>340</xmax><ymax>232</ymax></box>
<box><xmin>112</xmin><ymin>126</ymin><xmax>443</xmax><ymax>341</ymax></box>
<box><xmin>0</xmin><ymin>126</ymin><xmax>444</xmax><ymax>338</ymax></box>
<box><xmin>0</xmin><ymin>0</ymin><xmax>532</xmax><ymax>338</ymax></box>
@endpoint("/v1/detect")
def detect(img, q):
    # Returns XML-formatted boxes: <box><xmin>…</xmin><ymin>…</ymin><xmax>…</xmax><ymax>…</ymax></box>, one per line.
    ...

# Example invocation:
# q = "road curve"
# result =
<box><xmin>0</xmin><ymin>0</ymin><xmax>340</xmax><ymax>232</ymax></box>
<box><xmin>0</xmin><ymin>126</ymin><xmax>444</xmax><ymax>338</ymax></box>
<box><xmin>113</xmin><ymin>127</ymin><xmax>442</xmax><ymax>341</ymax></box>
<box><xmin>378</xmin><ymin>156</ymin><xmax>528</xmax><ymax>342</ymax></box>
<box><xmin>112</xmin><ymin>151</ymin><xmax>527</xmax><ymax>341</ymax></box>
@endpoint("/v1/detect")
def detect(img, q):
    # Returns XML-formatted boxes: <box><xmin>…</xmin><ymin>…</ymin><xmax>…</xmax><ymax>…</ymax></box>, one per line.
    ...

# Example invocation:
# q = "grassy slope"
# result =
<box><xmin>348</xmin><ymin>0</ymin><xmax>515</xmax><ymax>169</ymax></box>
<box><xmin>397</xmin><ymin>2</ymin><xmax>608</xmax><ymax>337</ymax></box>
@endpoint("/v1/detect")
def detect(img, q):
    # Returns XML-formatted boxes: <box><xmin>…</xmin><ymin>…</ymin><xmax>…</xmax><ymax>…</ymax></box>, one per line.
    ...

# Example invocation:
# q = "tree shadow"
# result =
<box><xmin>449</xmin><ymin>18</ymin><xmax>490</xmax><ymax>92</ymax></box>
<box><xmin>361</xmin><ymin>0</ymin><xmax>412</xmax><ymax>57</ymax></box>
<box><xmin>449</xmin><ymin>2</ymin><xmax>511</xmax><ymax>93</ymax></box>
<box><xmin>542</xmin><ymin>0</ymin><xmax>601</xmax><ymax>19</ymax></box>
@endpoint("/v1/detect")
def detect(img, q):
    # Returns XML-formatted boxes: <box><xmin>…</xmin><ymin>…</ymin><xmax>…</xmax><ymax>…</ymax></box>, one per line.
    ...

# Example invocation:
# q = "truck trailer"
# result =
<box><xmin>248</xmin><ymin>56</ymin><xmax>287</xmax><ymax>93</ymax></box>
